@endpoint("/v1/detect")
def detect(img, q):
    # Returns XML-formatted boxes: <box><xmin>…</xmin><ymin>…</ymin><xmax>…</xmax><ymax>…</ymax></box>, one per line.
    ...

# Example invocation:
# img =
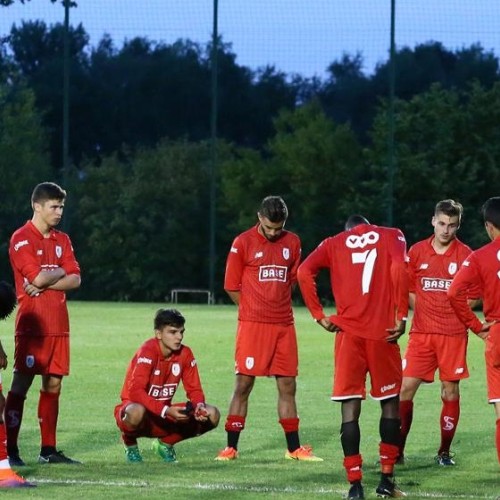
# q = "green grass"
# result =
<box><xmin>0</xmin><ymin>302</ymin><xmax>498</xmax><ymax>499</ymax></box>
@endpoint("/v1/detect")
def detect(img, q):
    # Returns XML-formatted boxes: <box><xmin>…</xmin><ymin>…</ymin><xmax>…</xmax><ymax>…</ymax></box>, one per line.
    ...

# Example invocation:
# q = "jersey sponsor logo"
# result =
<box><xmin>55</xmin><ymin>245</ymin><xmax>62</xmax><ymax>258</ymax></box>
<box><xmin>443</xmin><ymin>415</ymin><xmax>455</xmax><ymax>431</ymax></box>
<box><xmin>380</xmin><ymin>383</ymin><xmax>396</xmax><ymax>394</ymax></box>
<box><xmin>137</xmin><ymin>356</ymin><xmax>152</xmax><ymax>365</ymax></box>
<box><xmin>259</xmin><ymin>265</ymin><xmax>287</xmax><ymax>282</ymax></box>
<box><xmin>421</xmin><ymin>277</ymin><xmax>452</xmax><ymax>291</ymax></box>
<box><xmin>448</xmin><ymin>262</ymin><xmax>457</xmax><ymax>275</ymax></box>
<box><xmin>13</xmin><ymin>239</ymin><xmax>29</xmax><ymax>251</ymax></box>
<box><xmin>283</xmin><ymin>247</ymin><xmax>290</xmax><ymax>260</ymax></box>
<box><xmin>254</xmin><ymin>251</ymin><xmax>263</xmax><ymax>258</ymax></box>
<box><xmin>345</xmin><ymin>231</ymin><xmax>379</xmax><ymax>249</ymax></box>
<box><xmin>230</xmin><ymin>246</ymin><xmax>238</xmax><ymax>254</ymax></box>
<box><xmin>172</xmin><ymin>363</ymin><xmax>180</xmax><ymax>376</ymax></box>
<box><xmin>419</xmin><ymin>263</ymin><xmax>429</xmax><ymax>269</ymax></box>
<box><xmin>25</xmin><ymin>355</ymin><xmax>35</xmax><ymax>368</ymax></box>
<box><xmin>148</xmin><ymin>383</ymin><xmax>177</xmax><ymax>400</ymax></box>
<box><xmin>245</xmin><ymin>357</ymin><xmax>254</xmax><ymax>370</ymax></box>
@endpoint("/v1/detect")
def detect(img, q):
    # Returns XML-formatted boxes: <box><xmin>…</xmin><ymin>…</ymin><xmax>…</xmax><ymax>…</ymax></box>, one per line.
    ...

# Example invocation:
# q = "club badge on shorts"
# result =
<box><xmin>26</xmin><ymin>355</ymin><xmax>35</xmax><ymax>368</ymax></box>
<box><xmin>245</xmin><ymin>357</ymin><xmax>254</xmax><ymax>370</ymax></box>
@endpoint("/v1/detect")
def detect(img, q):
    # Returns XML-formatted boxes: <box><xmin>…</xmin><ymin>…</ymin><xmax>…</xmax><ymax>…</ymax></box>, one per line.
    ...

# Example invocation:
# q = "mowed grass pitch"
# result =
<box><xmin>0</xmin><ymin>301</ymin><xmax>498</xmax><ymax>499</ymax></box>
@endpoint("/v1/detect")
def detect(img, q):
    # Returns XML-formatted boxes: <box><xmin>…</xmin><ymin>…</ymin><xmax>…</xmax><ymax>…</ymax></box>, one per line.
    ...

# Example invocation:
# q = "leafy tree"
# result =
<box><xmin>0</xmin><ymin>84</ymin><xmax>51</xmax><ymax>280</ymax></box>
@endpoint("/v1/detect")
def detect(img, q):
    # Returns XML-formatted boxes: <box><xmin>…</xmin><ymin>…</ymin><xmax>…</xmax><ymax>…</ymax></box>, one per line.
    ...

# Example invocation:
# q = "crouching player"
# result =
<box><xmin>114</xmin><ymin>309</ymin><xmax>220</xmax><ymax>463</ymax></box>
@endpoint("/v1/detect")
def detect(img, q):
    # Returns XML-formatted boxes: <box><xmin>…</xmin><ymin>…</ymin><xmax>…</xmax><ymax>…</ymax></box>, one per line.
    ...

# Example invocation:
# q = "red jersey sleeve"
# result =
<box><xmin>181</xmin><ymin>347</ymin><xmax>205</xmax><ymax>406</ymax></box>
<box><xmin>224</xmin><ymin>235</ymin><xmax>245</xmax><ymax>292</ymax></box>
<box><xmin>388</xmin><ymin>229</ymin><xmax>409</xmax><ymax>321</ymax></box>
<box><xmin>9</xmin><ymin>230</ymin><xmax>41</xmax><ymax>284</ymax></box>
<box><xmin>297</xmin><ymin>239</ymin><xmax>331</xmax><ymax>321</ymax></box>
<box><xmin>448</xmin><ymin>255</ymin><xmax>483</xmax><ymax>333</ymax></box>
<box><xmin>59</xmin><ymin>233</ymin><xmax>81</xmax><ymax>276</ymax></box>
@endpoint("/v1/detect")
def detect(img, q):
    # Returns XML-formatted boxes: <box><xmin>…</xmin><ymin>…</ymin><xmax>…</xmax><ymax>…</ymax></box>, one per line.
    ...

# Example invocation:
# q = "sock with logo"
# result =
<box><xmin>438</xmin><ymin>397</ymin><xmax>459</xmax><ymax>455</ymax></box>
<box><xmin>279</xmin><ymin>417</ymin><xmax>300</xmax><ymax>452</ymax></box>
<box><xmin>379</xmin><ymin>442</ymin><xmax>399</xmax><ymax>474</ymax></box>
<box><xmin>4</xmin><ymin>391</ymin><xmax>25</xmax><ymax>454</ymax></box>
<box><xmin>225</xmin><ymin>415</ymin><xmax>245</xmax><ymax>450</ymax></box>
<box><xmin>399</xmin><ymin>400</ymin><xmax>413</xmax><ymax>457</ymax></box>
<box><xmin>38</xmin><ymin>390</ymin><xmax>60</xmax><ymax>449</ymax></box>
<box><xmin>343</xmin><ymin>453</ymin><xmax>363</xmax><ymax>483</ymax></box>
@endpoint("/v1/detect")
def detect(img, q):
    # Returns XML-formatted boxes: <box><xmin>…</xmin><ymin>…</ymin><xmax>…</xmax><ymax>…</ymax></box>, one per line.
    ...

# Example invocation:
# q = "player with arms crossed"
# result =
<box><xmin>448</xmin><ymin>197</ymin><xmax>500</xmax><ymax>466</ymax></box>
<box><xmin>115</xmin><ymin>308</ymin><xmax>219</xmax><ymax>463</ymax></box>
<box><xmin>6</xmin><ymin>182</ymin><xmax>81</xmax><ymax>465</ymax></box>
<box><xmin>399</xmin><ymin>200</ymin><xmax>480</xmax><ymax>466</ymax></box>
<box><xmin>215</xmin><ymin>196</ymin><xmax>322</xmax><ymax>462</ymax></box>
<box><xmin>298</xmin><ymin>215</ymin><xmax>408</xmax><ymax>499</ymax></box>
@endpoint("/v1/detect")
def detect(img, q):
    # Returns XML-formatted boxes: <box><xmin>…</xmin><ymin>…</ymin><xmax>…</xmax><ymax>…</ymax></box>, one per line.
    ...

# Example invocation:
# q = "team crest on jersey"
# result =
<box><xmin>245</xmin><ymin>357</ymin><xmax>254</xmax><ymax>370</ymax></box>
<box><xmin>448</xmin><ymin>262</ymin><xmax>457</xmax><ymax>275</ymax></box>
<box><xmin>283</xmin><ymin>248</ymin><xmax>290</xmax><ymax>260</ymax></box>
<box><xmin>55</xmin><ymin>245</ymin><xmax>62</xmax><ymax>258</ymax></box>
<box><xmin>172</xmin><ymin>363</ymin><xmax>180</xmax><ymax>376</ymax></box>
<box><xmin>25</xmin><ymin>355</ymin><xmax>35</xmax><ymax>368</ymax></box>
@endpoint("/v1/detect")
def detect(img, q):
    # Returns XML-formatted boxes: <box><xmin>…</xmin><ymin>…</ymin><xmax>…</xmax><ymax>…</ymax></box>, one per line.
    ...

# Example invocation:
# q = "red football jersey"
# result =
<box><xmin>298</xmin><ymin>224</ymin><xmax>408</xmax><ymax>340</ymax></box>
<box><xmin>9</xmin><ymin>221</ymin><xmax>80</xmax><ymax>336</ymax></box>
<box><xmin>224</xmin><ymin>224</ymin><xmax>301</xmax><ymax>324</ymax></box>
<box><xmin>119</xmin><ymin>338</ymin><xmax>205</xmax><ymax>418</ymax></box>
<box><xmin>408</xmin><ymin>237</ymin><xmax>477</xmax><ymax>336</ymax></box>
<box><xmin>448</xmin><ymin>237</ymin><xmax>500</xmax><ymax>333</ymax></box>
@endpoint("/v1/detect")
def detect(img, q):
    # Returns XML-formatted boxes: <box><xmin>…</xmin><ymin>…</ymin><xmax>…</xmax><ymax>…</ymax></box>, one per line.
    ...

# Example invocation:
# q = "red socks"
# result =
<box><xmin>438</xmin><ymin>398</ymin><xmax>460</xmax><ymax>455</ymax></box>
<box><xmin>38</xmin><ymin>391</ymin><xmax>60</xmax><ymax>448</ymax></box>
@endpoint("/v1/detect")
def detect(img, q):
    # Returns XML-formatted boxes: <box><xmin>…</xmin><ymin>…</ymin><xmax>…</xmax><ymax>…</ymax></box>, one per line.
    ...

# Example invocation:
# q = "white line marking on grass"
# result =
<box><xmin>30</xmin><ymin>479</ymin><xmax>498</xmax><ymax>498</ymax></box>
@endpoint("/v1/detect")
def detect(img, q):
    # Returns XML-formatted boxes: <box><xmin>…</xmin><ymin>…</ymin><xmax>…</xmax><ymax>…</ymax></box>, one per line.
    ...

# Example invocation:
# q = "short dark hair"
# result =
<box><xmin>31</xmin><ymin>182</ymin><xmax>66</xmax><ymax>205</ymax></box>
<box><xmin>434</xmin><ymin>199</ymin><xmax>463</xmax><ymax>221</ymax></box>
<box><xmin>154</xmin><ymin>308</ymin><xmax>185</xmax><ymax>330</ymax></box>
<box><xmin>345</xmin><ymin>214</ymin><xmax>370</xmax><ymax>231</ymax></box>
<box><xmin>258</xmin><ymin>196</ymin><xmax>288</xmax><ymax>223</ymax></box>
<box><xmin>482</xmin><ymin>197</ymin><xmax>500</xmax><ymax>230</ymax></box>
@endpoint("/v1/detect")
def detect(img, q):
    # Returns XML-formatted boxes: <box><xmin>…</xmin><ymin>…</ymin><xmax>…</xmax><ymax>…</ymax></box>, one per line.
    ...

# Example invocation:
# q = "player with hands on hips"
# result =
<box><xmin>298</xmin><ymin>214</ymin><xmax>409</xmax><ymax>499</ymax></box>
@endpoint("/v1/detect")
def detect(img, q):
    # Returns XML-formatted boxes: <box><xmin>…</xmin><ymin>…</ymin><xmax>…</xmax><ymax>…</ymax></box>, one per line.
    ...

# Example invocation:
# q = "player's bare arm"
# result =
<box><xmin>0</xmin><ymin>341</ymin><xmax>7</xmax><ymax>369</ymax></box>
<box><xmin>226</xmin><ymin>290</ymin><xmax>240</xmax><ymax>305</ymax></box>
<box><xmin>47</xmin><ymin>274</ymin><xmax>81</xmax><ymax>292</ymax></box>
<box><xmin>31</xmin><ymin>267</ymin><xmax>66</xmax><ymax>289</ymax></box>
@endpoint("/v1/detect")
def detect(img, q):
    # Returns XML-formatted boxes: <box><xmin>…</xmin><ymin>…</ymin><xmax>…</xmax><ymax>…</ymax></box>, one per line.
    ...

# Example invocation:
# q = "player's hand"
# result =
<box><xmin>23</xmin><ymin>281</ymin><xmax>43</xmax><ymax>297</ymax></box>
<box><xmin>167</xmin><ymin>406</ymin><xmax>191</xmax><ymax>422</ymax></box>
<box><xmin>476</xmin><ymin>319</ymin><xmax>496</xmax><ymax>340</ymax></box>
<box><xmin>317</xmin><ymin>318</ymin><xmax>341</xmax><ymax>333</ymax></box>
<box><xmin>194</xmin><ymin>403</ymin><xmax>209</xmax><ymax>422</ymax></box>
<box><xmin>386</xmin><ymin>319</ymin><xmax>406</xmax><ymax>343</ymax></box>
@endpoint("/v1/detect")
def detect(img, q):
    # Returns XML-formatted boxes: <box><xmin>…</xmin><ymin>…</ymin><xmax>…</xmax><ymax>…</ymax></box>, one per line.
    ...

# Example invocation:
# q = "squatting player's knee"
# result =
<box><xmin>123</xmin><ymin>403</ymin><xmax>146</xmax><ymax>428</ymax></box>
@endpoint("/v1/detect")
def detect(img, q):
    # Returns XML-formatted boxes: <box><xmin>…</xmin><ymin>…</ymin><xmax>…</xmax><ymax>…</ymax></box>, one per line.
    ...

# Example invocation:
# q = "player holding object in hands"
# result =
<box><xmin>448</xmin><ymin>197</ymin><xmax>500</xmax><ymax>466</ymax></box>
<box><xmin>6</xmin><ymin>182</ymin><xmax>81</xmax><ymax>466</ymax></box>
<box><xmin>115</xmin><ymin>309</ymin><xmax>219</xmax><ymax>463</ymax></box>
<box><xmin>215</xmin><ymin>196</ymin><xmax>322</xmax><ymax>462</ymax></box>
<box><xmin>298</xmin><ymin>215</ymin><xmax>409</xmax><ymax>499</ymax></box>
<box><xmin>399</xmin><ymin>200</ymin><xmax>480</xmax><ymax>466</ymax></box>
<box><xmin>0</xmin><ymin>282</ymin><xmax>35</xmax><ymax>487</ymax></box>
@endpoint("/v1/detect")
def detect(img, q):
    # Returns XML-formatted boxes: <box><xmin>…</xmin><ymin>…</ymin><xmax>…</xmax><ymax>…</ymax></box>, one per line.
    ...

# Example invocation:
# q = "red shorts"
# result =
<box><xmin>234</xmin><ymin>321</ymin><xmax>298</xmax><ymax>377</ymax></box>
<box><xmin>14</xmin><ymin>335</ymin><xmax>69</xmax><ymax>376</ymax></box>
<box><xmin>402</xmin><ymin>333</ymin><xmax>469</xmax><ymax>382</ymax></box>
<box><xmin>485</xmin><ymin>327</ymin><xmax>500</xmax><ymax>402</ymax></box>
<box><xmin>332</xmin><ymin>333</ymin><xmax>402</xmax><ymax>400</ymax></box>
<box><xmin>114</xmin><ymin>401</ymin><xmax>212</xmax><ymax>439</ymax></box>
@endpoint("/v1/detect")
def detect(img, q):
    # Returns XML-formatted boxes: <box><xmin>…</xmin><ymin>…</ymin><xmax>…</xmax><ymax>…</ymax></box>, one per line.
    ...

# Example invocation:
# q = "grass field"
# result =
<box><xmin>0</xmin><ymin>301</ymin><xmax>498</xmax><ymax>499</ymax></box>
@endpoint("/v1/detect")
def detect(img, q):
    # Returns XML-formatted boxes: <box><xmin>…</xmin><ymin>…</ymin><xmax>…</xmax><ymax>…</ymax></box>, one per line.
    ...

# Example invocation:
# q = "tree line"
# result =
<box><xmin>0</xmin><ymin>20</ymin><xmax>499</xmax><ymax>301</ymax></box>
